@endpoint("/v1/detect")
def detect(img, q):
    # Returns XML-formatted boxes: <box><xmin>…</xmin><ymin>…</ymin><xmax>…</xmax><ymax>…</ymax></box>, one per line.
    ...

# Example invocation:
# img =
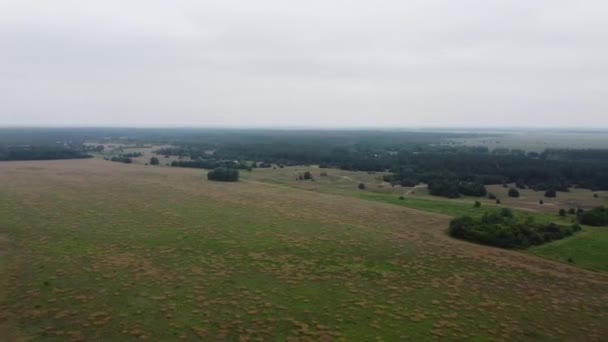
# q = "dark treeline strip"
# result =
<box><xmin>0</xmin><ymin>145</ymin><xmax>91</xmax><ymax>161</ymax></box>
<box><xmin>110</xmin><ymin>157</ymin><xmax>132</xmax><ymax>163</ymax></box>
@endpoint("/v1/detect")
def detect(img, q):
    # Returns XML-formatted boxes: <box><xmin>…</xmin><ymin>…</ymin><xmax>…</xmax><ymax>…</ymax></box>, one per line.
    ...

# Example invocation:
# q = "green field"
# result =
<box><xmin>243</xmin><ymin>166</ymin><xmax>608</xmax><ymax>272</ymax></box>
<box><xmin>0</xmin><ymin>160</ymin><xmax>607</xmax><ymax>340</ymax></box>
<box><xmin>530</xmin><ymin>227</ymin><xmax>608</xmax><ymax>272</ymax></box>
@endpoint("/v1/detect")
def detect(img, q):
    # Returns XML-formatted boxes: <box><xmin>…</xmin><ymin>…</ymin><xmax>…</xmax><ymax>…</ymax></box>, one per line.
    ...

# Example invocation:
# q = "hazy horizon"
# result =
<box><xmin>2</xmin><ymin>1</ymin><xmax>608</xmax><ymax>127</ymax></box>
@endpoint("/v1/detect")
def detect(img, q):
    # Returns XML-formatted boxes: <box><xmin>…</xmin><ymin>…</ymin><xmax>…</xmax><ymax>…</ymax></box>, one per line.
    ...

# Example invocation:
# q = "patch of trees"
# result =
<box><xmin>207</xmin><ymin>167</ymin><xmax>239</xmax><ymax>182</ymax></box>
<box><xmin>508</xmin><ymin>189</ymin><xmax>520</xmax><ymax>198</ymax></box>
<box><xmin>578</xmin><ymin>207</ymin><xmax>608</xmax><ymax>226</ymax></box>
<box><xmin>449</xmin><ymin>210</ymin><xmax>582</xmax><ymax>249</ymax></box>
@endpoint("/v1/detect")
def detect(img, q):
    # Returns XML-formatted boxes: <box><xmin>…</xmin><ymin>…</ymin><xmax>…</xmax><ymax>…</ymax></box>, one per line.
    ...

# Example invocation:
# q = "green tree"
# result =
<box><xmin>150</xmin><ymin>157</ymin><xmax>160</xmax><ymax>165</ymax></box>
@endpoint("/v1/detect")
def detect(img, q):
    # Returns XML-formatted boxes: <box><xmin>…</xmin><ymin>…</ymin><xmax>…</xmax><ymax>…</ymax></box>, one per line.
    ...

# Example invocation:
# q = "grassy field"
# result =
<box><xmin>530</xmin><ymin>227</ymin><xmax>608</xmax><ymax>272</ymax></box>
<box><xmin>243</xmin><ymin>166</ymin><xmax>608</xmax><ymax>272</ymax></box>
<box><xmin>0</xmin><ymin>160</ymin><xmax>607</xmax><ymax>340</ymax></box>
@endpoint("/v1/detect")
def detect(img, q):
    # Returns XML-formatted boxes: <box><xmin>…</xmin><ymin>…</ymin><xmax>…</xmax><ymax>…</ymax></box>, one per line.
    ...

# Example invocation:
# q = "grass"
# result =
<box><xmin>530</xmin><ymin>227</ymin><xmax>608</xmax><ymax>272</ymax></box>
<box><xmin>0</xmin><ymin>160</ymin><xmax>607</xmax><ymax>340</ymax></box>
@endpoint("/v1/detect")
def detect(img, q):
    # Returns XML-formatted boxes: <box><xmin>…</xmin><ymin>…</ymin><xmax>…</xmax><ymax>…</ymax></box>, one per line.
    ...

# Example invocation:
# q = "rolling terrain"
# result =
<box><xmin>0</xmin><ymin>159</ymin><xmax>607</xmax><ymax>341</ymax></box>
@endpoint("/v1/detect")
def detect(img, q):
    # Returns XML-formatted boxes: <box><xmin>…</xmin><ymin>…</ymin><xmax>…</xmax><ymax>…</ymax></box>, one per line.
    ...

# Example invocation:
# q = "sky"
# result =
<box><xmin>1</xmin><ymin>0</ymin><xmax>607</xmax><ymax>128</ymax></box>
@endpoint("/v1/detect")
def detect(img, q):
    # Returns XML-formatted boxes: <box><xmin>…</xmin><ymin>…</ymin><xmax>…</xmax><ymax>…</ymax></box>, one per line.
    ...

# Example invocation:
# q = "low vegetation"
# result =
<box><xmin>449</xmin><ymin>209</ymin><xmax>582</xmax><ymax>249</ymax></box>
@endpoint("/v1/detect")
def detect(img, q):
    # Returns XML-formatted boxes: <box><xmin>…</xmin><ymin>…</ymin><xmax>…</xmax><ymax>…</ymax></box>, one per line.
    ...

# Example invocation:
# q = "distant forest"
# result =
<box><xmin>1</xmin><ymin>128</ymin><xmax>608</xmax><ymax>195</ymax></box>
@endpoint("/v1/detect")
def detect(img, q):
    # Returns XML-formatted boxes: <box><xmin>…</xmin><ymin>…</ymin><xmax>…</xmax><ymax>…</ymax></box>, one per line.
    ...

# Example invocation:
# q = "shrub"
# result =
<box><xmin>539</xmin><ymin>199</ymin><xmax>544</xmax><ymax>205</ymax></box>
<box><xmin>578</xmin><ymin>206</ymin><xmax>608</xmax><ymax>226</ymax></box>
<box><xmin>358</xmin><ymin>183</ymin><xmax>365</xmax><ymax>190</ymax></box>
<box><xmin>487</xmin><ymin>193</ymin><xmax>497</xmax><ymax>200</ymax></box>
<box><xmin>303</xmin><ymin>171</ymin><xmax>312</xmax><ymax>180</ymax></box>
<box><xmin>448</xmin><ymin>213</ymin><xmax>580</xmax><ymax>249</ymax></box>
<box><xmin>544</xmin><ymin>189</ymin><xmax>557</xmax><ymax>198</ymax></box>
<box><xmin>559</xmin><ymin>209</ymin><xmax>566</xmax><ymax>216</ymax></box>
<box><xmin>496</xmin><ymin>199</ymin><xmax>501</xmax><ymax>204</ymax></box>
<box><xmin>399</xmin><ymin>196</ymin><xmax>405</xmax><ymax>200</ymax></box>
<box><xmin>207</xmin><ymin>167</ymin><xmax>239</xmax><ymax>182</ymax></box>
<box><xmin>474</xmin><ymin>201</ymin><xmax>481</xmax><ymax>207</ymax></box>
<box><xmin>568</xmin><ymin>208</ymin><xmax>576</xmax><ymax>215</ymax></box>
<box><xmin>508</xmin><ymin>188</ymin><xmax>520</xmax><ymax>198</ymax></box>
<box><xmin>150</xmin><ymin>157</ymin><xmax>160</xmax><ymax>165</ymax></box>
<box><xmin>594</xmin><ymin>193</ymin><xmax>599</xmax><ymax>198</ymax></box>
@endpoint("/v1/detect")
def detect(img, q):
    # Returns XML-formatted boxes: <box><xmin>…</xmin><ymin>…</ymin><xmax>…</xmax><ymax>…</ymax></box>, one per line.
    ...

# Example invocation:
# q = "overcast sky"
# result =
<box><xmin>1</xmin><ymin>1</ymin><xmax>607</xmax><ymax>128</ymax></box>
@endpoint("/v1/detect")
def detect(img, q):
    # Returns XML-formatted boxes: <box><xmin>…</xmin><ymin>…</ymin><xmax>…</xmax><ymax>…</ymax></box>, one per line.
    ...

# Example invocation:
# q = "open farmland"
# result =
<box><xmin>0</xmin><ymin>159</ymin><xmax>607</xmax><ymax>341</ymax></box>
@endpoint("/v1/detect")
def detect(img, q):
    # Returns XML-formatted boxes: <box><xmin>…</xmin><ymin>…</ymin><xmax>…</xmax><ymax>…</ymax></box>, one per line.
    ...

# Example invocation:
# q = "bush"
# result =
<box><xmin>508</xmin><ymin>188</ymin><xmax>520</xmax><ymax>198</ymax></box>
<box><xmin>496</xmin><ymin>199</ymin><xmax>501</xmax><ymax>204</ymax></box>
<box><xmin>539</xmin><ymin>199</ymin><xmax>544</xmax><ymax>205</ymax></box>
<box><xmin>303</xmin><ymin>171</ymin><xmax>312</xmax><ymax>180</ymax></box>
<box><xmin>474</xmin><ymin>201</ymin><xmax>481</xmax><ymax>207</ymax></box>
<box><xmin>568</xmin><ymin>208</ymin><xmax>576</xmax><ymax>215</ymax></box>
<box><xmin>544</xmin><ymin>189</ymin><xmax>557</xmax><ymax>198</ymax></box>
<box><xmin>448</xmin><ymin>213</ymin><xmax>580</xmax><ymax>249</ymax></box>
<box><xmin>594</xmin><ymin>193</ymin><xmax>599</xmax><ymax>198</ymax></box>
<box><xmin>559</xmin><ymin>209</ymin><xmax>566</xmax><ymax>216</ymax></box>
<box><xmin>578</xmin><ymin>206</ymin><xmax>608</xmax><ymax>226</ymax></box>
<box><xmin>150</xmin><ymin>157</ymin><xmax>160</xmax><ymax>165</ymax></box>
<box><xmin>358</xmin><ymin>183</ymin><xmax>365</xmax><ymax>190</ymax></box>
<box><xmin>207</xmin><ymin>167</ymin><xmax>239</xmax><ymax>182</ymax></box>
<box><xmin>487</xmin><ymin>193</ymin><xmax>497</xmax><ymax>200</ymax></box>
<box><xmin>399</xmin><ymin>196</ymin><xmax>405</xmax><ymax>200</ymax></box>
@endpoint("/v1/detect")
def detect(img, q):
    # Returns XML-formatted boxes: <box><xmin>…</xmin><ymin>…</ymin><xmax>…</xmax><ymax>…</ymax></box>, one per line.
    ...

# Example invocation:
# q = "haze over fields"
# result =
<box><xmin>1</xmin><ymin>1</ymin><xmax>608</xmax><ymax>128</ymax></box>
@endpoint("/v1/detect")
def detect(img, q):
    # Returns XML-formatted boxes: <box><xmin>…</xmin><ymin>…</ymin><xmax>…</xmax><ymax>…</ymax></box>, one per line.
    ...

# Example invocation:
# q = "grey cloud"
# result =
<box><xmin>1</xmin><ymin>0</ymin><xmax>607</xmax><ymax>127</ymax></box>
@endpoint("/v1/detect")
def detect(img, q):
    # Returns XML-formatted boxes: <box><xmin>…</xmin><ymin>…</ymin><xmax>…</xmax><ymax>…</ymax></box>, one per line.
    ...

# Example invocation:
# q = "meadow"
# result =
<box><xmin>242</xmin><ymin>166</ymin><xmax>608</xmax><ymax>272</ymax></box>
<box><xmin>0</xmin><ymin>159</ymin><xmax>607</xmax><ymax>341</ymax></box>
